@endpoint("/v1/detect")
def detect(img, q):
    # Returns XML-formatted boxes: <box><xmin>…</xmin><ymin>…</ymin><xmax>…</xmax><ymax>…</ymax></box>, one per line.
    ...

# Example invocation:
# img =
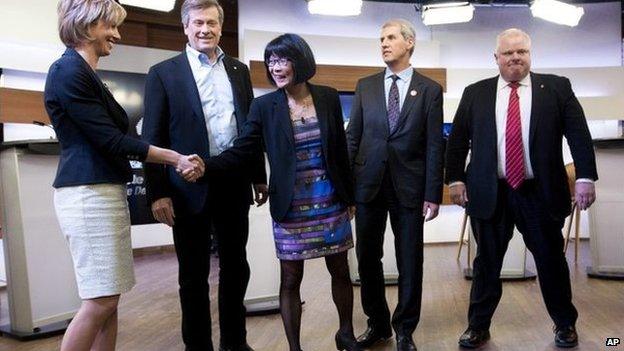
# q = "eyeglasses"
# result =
<box><xmin>266</xmin><ymin>57</ymin><xmax>290</xmax><ymax>68</ymax></box>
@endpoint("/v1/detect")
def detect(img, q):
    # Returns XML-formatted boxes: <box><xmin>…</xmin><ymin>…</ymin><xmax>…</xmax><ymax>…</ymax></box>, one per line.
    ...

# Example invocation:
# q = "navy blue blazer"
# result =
<box><xmin>346</xmin><ymin>70</ymin><xmax>445</xmax><ymax>208</ymax></box>
<box><xmin>204</xmin><ymin>84</ymin><xmax>354</xmax><ymax>222</ymax></box>
<box><xmin>445</xmin><ymin>73</ymin><xmax>598</xmax><ymax>220</ymax></box>
<box><xmin>142</xmin><ymin>51</ymin><xmax>266</xmax><ymax>215</ymax></box>
<box><xmin>44</xmin><ymin>48</ymin><xmax>149</xmax><ymax>188</ymax></box>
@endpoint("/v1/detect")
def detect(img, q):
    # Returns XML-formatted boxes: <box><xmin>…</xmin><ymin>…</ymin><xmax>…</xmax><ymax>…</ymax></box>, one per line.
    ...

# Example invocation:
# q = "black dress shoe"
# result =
<box><xmin>396</xmin><ymin>334</ymin><xmax>417</xmax><ymax>351</ymax></box>
<box><xmin>554</xmin><ymin>325</ymin><xmax>578</xmax><ymax>348</ymax></box>
<box><xmin>218</xmin><ymin>343</ymin><xmax>254</xmax><ymax>351</ymax></box>
<box><xmin>356</xmin><ymin>326</ymin><xmax>393</xmax><ymax>348</ymax></box>
<box><xmin>335</xmin><ymin>331</ymin><xmax>363</xmax><ymax>351</ymax></box>
<box><xmin>458</xmin><ymin>328</ymin><xmax>490</xmax><ymax>349</ymax></box>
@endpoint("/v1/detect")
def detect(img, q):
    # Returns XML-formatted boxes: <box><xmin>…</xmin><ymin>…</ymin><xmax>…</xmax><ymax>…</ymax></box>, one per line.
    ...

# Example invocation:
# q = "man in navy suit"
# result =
<box><xmin>445</xmin><ymin>28</ymin><xmax>597</xmax><ymax>349</ymax></box>
<box><xmin>142</xmin><ymin>1</ymin><xmax>267</xmax><ymax>350</ymax></box>
<box><xmin>346</xmin><ymin>19</ymin><xmax>444</xmax><ymax>351</ymax></box>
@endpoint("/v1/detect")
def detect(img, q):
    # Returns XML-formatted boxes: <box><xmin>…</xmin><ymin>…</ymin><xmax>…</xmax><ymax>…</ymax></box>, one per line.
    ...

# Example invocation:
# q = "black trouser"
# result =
<box><xmin>172</xmin><ymin>174</ymin><xmax>251</xmax><ymax>351</ymax></box>
<box><xmin>356</xmin><ymin>171</ymin><xmax>424</xmax><ymax>337</ymax></box>
<box><xmin>468</xmin><ymin>180</ymin><xmax>578</xmax><ymax>331</ymax></box>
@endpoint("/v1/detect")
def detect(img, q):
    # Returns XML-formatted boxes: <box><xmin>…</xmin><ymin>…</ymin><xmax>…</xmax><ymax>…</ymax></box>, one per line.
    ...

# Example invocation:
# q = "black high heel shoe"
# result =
<box><xmin>335</xmin><ymin>332</ymin><xmax>363</xmax><ymax>351</ymax></box>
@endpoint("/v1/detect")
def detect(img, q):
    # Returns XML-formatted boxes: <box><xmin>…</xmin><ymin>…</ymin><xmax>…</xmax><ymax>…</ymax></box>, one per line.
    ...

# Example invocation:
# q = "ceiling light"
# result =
<box><xmin>307</xmin><ymin>0</ymin><xmax>363</xmax><ymax>16</ymax></box>
<box><xmin>119</xmin><ymin>0</ymin><xmax>176</xmax><ymax>12</ymax></box>
<box><xmin>422</xmin><ymin>2</ymin><xmax>475</xmax><ymax>26</ymax></box>
<box><xmin>530</xmin><ymin>0</ymin><xmax>584</xmax><ymax>27</ymax></box>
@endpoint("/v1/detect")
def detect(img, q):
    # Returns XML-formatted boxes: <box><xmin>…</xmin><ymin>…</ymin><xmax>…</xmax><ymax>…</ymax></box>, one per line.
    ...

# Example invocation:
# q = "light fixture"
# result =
<box><xmin>307</xmin><ymin>0</ymin><xmax>363</xmax><ymax>16</ymax></box>
<box><xmin>422</xmin><ymin>2</ymin><xmax>475</xmax><ymax>26</ymax></box>
<box><xmin>119</xmin><ymin>0</ymin><xmax>176</xmax><ymax>12</ymax></box>
<box><xmin>530</xmin><ymin>0</ymin><xmax>584</xmax><ymax>27</ymax></box>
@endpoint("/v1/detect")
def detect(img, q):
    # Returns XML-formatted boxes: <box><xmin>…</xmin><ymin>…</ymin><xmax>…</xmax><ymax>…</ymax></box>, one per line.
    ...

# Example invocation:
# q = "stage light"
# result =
<box><xmin>422</xmin><ymin>2</ymin><xmax>475</xmax><ymax>26</ymax></box>
<box><xmin>307</xmin><ymin>0</ymin><xmax>363</xmax><ymax>16</ymax></box>
<box><xmin>530</xmin><ymin>0</ymin><xmax>584</xmax><ymax>27</ymax></box>
<box><xmin>119</xmin><ymin>0</ymin><xmax>176</xmax><ymax>12</ymax></box>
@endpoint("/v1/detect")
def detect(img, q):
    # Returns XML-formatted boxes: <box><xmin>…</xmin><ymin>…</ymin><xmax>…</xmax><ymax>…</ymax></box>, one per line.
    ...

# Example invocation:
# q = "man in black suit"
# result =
<box><xmin>445</xmin><ymin>28</ymin><xmax>597</xmax><ymax>349</ymax></box>
<box><xmin>141</xmin><ymin>1</ymin><xmax>267</xmax><ymax>350</ymax></box>
<box><xmin>346</xmin><ymin>19</ymin><xmax>444</xmax><ymax>351</ymax></box>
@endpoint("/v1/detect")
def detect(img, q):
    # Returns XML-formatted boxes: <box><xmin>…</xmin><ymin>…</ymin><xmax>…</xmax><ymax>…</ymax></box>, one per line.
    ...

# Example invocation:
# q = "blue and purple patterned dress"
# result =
<box><xmin>272</xmin><ymin>116</ymin><xmax>353</xmax><ymax>260</ymax></box>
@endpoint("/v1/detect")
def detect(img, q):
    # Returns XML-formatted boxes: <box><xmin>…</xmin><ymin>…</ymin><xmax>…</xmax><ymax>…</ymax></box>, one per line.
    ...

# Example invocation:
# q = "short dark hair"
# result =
<box><xmin>263</xmin><ymin>33</ymin><xmax>316</xmax><ymax>86</ymax></box>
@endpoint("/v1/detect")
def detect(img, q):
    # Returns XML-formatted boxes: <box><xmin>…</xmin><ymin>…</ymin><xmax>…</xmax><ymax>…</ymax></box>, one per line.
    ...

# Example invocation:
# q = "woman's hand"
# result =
<box><xmin>176</xmin><ymin>154</ymin><xmax>205</xmax><ymax>182</ymax></box>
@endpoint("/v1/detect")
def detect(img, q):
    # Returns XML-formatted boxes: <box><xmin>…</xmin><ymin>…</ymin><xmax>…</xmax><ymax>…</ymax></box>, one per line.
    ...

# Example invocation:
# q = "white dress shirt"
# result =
<box><xmin>186</xmin><ymin>45</ymin><xmax>238</xmax><ymax>156</ymax></box>
<box><xmin>496</xmin><ymin>74</ymin><xmax>534</xmax><ymax>179</ymax></box>
<box><xmin>384</xmin><ymin>66</ymin><xmax>413</xmax><ymax>112</ymax></box>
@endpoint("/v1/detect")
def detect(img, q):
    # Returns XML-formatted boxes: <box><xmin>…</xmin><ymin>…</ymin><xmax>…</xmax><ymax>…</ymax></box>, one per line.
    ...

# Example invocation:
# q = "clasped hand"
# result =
<box><xmin>176</xmin><ymin>154</ymin><xmax>205</xmax><ymax>182</ymax></box>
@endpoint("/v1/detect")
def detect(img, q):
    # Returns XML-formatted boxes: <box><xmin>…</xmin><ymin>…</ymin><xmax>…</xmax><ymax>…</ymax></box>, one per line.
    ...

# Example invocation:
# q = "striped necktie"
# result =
<box><xmin>505</xmin><ymin>82</ymin><xmax>525</xmax><ymax>189</ymax></box>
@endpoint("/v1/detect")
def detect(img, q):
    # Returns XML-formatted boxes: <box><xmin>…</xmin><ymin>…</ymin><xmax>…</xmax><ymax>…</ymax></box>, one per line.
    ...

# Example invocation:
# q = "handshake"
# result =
<box><xmin>175</xmin><ymin>154</ymin><xmax>205</xmax><ymax>182</ymax></box>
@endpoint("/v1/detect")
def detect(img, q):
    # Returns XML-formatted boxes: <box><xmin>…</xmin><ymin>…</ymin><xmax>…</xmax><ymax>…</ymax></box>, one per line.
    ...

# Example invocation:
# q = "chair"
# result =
<box><xmin>563</xmin><ymin>163</ymin><xmax>581</xmax><ymax>263</ymax></box>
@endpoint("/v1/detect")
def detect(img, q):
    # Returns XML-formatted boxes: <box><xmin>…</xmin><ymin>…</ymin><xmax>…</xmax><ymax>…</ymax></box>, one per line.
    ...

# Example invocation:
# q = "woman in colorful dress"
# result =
<box><xmin>202</xmin><ymin>34</ymin><xmax>360</xmax><ymax>351</ymax></box>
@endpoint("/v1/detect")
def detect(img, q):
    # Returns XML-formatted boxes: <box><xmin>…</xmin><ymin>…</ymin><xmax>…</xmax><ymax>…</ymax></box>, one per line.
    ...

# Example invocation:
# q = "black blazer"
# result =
<box><xmin>142</xmin><ymin>51</ymin><xmax>266</xmax><ymax>215</ymax></box>
<box><xmin>445</xmin><ymin>72</ymin><xmax>598</xmax><ymax>220</ymax></box>
<box><xmin>204</xmin><ymin>84</ymin><xmax>354</xmax><ymax>221</ymax></box>
<box><xmin>44</xmin><ymin>48</ymin><xmax>149</xmax><ymax>188</ymax></box>
<box><xmin>346</xmin><ymin>69</ymin><xmax>444</xmax><ymax>208</ymax></box>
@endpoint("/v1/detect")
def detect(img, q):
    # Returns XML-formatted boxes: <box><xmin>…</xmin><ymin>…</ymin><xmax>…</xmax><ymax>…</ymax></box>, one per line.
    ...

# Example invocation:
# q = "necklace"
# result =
<box><xmin>288</xmin><ymin>95</ymin><xmax>313</xmax><ymax>124</ymax></box>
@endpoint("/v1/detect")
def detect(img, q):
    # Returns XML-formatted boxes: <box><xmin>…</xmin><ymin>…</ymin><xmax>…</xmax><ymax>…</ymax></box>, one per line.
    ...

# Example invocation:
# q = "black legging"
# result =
<box><xmin>279</xmin><ymin>251</ymin><xmax>355</xmax><ymax>351</ymax></box>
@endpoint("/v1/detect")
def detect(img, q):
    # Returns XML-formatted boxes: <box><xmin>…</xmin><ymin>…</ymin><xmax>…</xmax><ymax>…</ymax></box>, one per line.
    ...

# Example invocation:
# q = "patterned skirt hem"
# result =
<box><xmin>276</xmin><ymin>241</ymin><xmax>354</xmax><ymax>261</ymax></box>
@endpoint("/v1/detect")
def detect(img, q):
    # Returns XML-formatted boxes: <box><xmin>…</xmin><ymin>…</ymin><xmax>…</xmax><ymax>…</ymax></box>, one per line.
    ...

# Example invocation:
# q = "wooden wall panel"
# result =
<box><xmin>250</xmin><ymin>61</ymin><xmax>447</xmax><ymax>92</ymax></box>
<box><xmin>119</xmin><ymin>0</ymin><xmax>239</xmax><ymax>56</ymax></box>
<box><xmin>0</xmin><ymin>88</ymin><xmax>48</xmax><ymax>125</ymax></box>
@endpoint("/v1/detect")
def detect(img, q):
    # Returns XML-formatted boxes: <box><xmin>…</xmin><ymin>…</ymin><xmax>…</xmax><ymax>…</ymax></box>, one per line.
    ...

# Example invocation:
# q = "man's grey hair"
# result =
<box><xmin>495</xmin><ymin>28</ymin><xmax>531</xmax><ymax>53</ymax></box>
<box><xmin>382</xmin><ymin>18</ymin><xmax>416</xmax><ymax>56</ymax></box>
<box><xmin>181</xmin><ymin>0</ymin><xmax>224</xmax><ymax>26</ymax></box>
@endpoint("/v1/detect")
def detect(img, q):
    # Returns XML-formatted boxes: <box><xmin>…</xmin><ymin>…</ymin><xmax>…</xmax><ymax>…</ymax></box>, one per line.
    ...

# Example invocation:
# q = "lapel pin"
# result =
<box><xmin>540</xmin><ymin>84</ymin><xmax>544</xmax><ymax>89</ymax></box>
<box><xmin>234</xmin><ymin>66</ymin><xmax>238</xmax><ymax>70</ymax></box>
<box><xmin>410</xmin><ymin>90</ymin><xmax>418</xmax><ymax>96</ymax></box>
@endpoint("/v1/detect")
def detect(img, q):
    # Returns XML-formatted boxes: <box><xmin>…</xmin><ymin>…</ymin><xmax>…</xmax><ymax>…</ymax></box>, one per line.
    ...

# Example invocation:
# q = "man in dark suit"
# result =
<box><xmin>445</xmin><ymin>28</ymin><xmax>597</xmax><ymax>349</ymax></box>
<box><xmin>346</xmin><ymin>19</ymin><xmax>444</xmax><ymax>351</ymax></box>
<box><xmin>141</xmin><ymin>1</ymin><xmax>267</xmax><ymax>350</ymax></box>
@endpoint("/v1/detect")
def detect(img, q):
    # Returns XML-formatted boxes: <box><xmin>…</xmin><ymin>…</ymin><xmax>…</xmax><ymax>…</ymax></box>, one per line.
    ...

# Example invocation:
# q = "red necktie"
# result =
<box><xmin>505</xmin><ymin>82</ymin><xmax>525</xmax><ymax>189</ymax></box>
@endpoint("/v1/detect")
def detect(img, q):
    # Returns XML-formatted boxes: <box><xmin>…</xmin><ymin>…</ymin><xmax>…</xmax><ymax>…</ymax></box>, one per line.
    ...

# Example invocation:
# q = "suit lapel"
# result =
<box><xmin>372</xmin><ymin>72</ymin><xmax>390</xmax><ymax>137</ymax></box>
<box><xmin>484</xmin><ymin>77</ymin><xmax>499</xmax><ymax>153</ymax></box>
<box><xmin>223</xmin><ymin>56</ymin><xmax>246</xmax><ymax>128</ymax></box>
<box><xmin>274</xmin><ymin>89</ymin><xmax>295</xmax><ymax>147</ymax></box>
<box><xmin>174</xmin><ymin>53</ymin><xmax>205</xmax><ymax>121</ymax></box>
<box><xmin>309</xmin><ymin>85</ymin><xmax>330</xmax><ymax>160</ymax></box>
<box><xmin>529</xmin><ymin>72</ymin><xmax>541</xmax><ymax>148</ymax></box>
<box><xmin>100</xmin><ymin>81</ymin><xmax>129</xmax><ymax>131</ymax></box>
<box><xmin>391</xmin><ymin>69</ymin><xmax>422</xmax><ymax>136</ymax></box>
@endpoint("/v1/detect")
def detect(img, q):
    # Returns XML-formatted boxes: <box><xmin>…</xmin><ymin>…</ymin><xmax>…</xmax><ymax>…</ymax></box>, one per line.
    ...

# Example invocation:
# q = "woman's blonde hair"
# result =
<box><xmin>57</xmin><ymin>0</ymin><xmax>126</xmax><ymax>47</ymax></box>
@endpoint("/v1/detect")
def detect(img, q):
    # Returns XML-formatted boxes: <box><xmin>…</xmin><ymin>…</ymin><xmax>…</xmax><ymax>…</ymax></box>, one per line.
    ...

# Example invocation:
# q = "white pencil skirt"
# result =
<box><xmin>54</xmin><ymin>183</ymin><xmax>135</xmax><ymax>299</ymax></box>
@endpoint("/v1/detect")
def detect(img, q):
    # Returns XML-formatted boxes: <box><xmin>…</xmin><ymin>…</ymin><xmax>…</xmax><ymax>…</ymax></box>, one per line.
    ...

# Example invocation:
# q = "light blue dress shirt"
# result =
<box><xmin>186</xmin><ymin>45</ymin><xmax>237</xmax><ymax>156</ymax></box>
<box><xmin>384</xmin><ymin>66</ymin><xmax>414</xmax><ymax>112</ymax></box>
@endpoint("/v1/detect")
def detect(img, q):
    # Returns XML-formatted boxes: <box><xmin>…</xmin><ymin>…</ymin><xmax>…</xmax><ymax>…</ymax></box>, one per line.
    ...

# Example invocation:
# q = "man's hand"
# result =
<box><xmin>449</xmin><ymin>182</ymin><xmax>468</xmax><ymax>208</ymax></box>
<box><xmin>575</xmin><ymin>181</ymin><xmax>596</xmax><ymax>211</ymax></box>
<box><xmin>253</xmin><ymin>184</ymin><xmax>269</xmax><ymax>206</ymax></box>
<box><xmin>423</xmin><ymin>201</ymin><xmax>440</xmax><ymax>222</ymax></box>
<box><xmin>151</xmin><ymin>197</ymin><xmax>175</xmax><ymax>227</ymax></box>
<box><xmin>177</xmin><ymin>154</ymin><xmax>205</xmax><ymax>182</ymax></box>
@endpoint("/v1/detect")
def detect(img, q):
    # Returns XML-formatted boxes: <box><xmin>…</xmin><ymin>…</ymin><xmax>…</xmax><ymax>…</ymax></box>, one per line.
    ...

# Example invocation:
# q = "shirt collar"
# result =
<box><xmin>385</xmin><ymin>65</ymin><xmax>413</xmax><ymax>83</ymax></box>
<box><xmin>186</xmin><ymin>44</ymin><xmax>225</xmax><ymax>68</ymax></box>
<box><xmin>497</xmin><ymin>73</ymin><xmax>531</xmax><ymax>91</ymax></box>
